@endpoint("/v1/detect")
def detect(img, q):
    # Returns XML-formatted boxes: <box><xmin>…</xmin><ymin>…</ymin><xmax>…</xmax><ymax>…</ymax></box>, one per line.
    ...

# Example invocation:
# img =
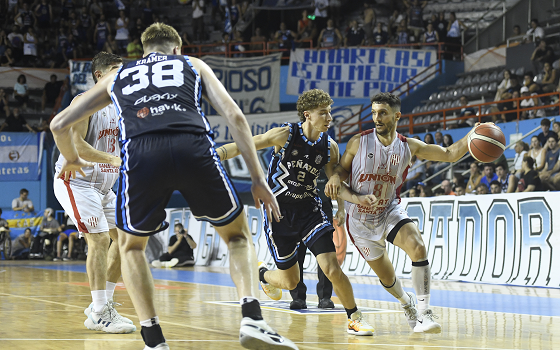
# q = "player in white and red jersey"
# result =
<box><xmin>327</xmin><ymin>93</ymin><xmax>484</xmax><ymax>334</ymax></box>
<box><xmin>53</xmin><ymin>52</ymin><xmax>136</xmax><ymax>334</ymax></box>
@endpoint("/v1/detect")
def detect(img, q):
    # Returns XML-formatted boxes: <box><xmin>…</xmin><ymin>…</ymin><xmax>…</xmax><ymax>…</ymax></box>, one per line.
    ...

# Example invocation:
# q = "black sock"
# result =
<box><xmin>259</xmin><ymin>266</ymin><xmax>268</xmax><ymax>283</ymax></box>
<box><xmin>241</xmin><ymin>299</ymin><xmax>263</xmax><ymax>320</ymax></box>
<box><xmin>141</xmin><ymin>324</ymin><xmax>166</xmax><ymax>348</ymax></box>
<box><xmin>345</xmin><ymin>306</ymin><xmax>358</xmax><ymax>319</ymax></box>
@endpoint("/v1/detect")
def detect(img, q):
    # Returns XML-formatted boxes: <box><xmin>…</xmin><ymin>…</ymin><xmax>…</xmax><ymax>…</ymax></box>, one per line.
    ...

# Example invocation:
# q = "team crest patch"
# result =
<box><xmin>137</xmin><ymin>107</ymin><xmax>150</xmax><ymax>119</ymax></box>
<box><xmin>390</xmin><ymin>154</ymin><xmax>401</xmax><ymax>166</ymax></box>
<box><xmin>367</xmin><ymin>153</ymin><xmax>374</xmax><ymax>159</ymax></box>
<box><xmin>315</xmin><ymin>155</ymin><xmax>322</xmax><ymax>164</ymax></box>
<box><xmin>86</xmin><ymin>217</ymin><xmax>99</xmax><ymax>228</ymax></box>
<box><xmin>292</xmin><ymin>150</ymin><xmax>298</xmax><ymax>156</ymax></box>
<box><xmin>363</xmin><ymin>246</ymin><xmax>370</xmax><ymax>257</ymax></box>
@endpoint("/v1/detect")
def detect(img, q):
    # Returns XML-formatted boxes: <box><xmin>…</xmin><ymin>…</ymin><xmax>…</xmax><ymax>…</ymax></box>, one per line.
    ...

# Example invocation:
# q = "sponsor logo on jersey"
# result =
<box><xmin>97</xmin><ymin>127</ymin><xmax>120</xmax><ymax>140</ymax></box>
<box><xmin>315</xmin><ymin>155</ymin><xmax>322</xmax><ymax>164</ymax></box>
<box><xmin>390</xmin><ymin>154</ymin><xmax>401</xmax><ymax>166</ymax></box>
<box><xmin>288</xmin><ymin>160</ymin><xmax>320</xmax><ymax>176</ymax></box>
<box><xmin>291</xmin><ymin>150</ymin><xmax>298</xmax><ymax>156</ymax></box>
<box><xmin>99</xmin><ymin>163</ymin><xmax>119</xmax><ymax>173</ymax></box>
<box><xmin>150</xmin><ymin>103</ymin><xmax>186</xmax><ymax>116</ymax></box>
<box><xmin>134</xmin><ymin>92</ymin><xmax>178</xmax><ymax>106</ymax></box>
<box><xmin>358</xmin><ymin>173</ymin><xmax>396</xmax><ymax>184</ymax></box>
<box><xmin>137</xmin><ymin>107</ymin><xmax>150</xmax><ymax>119</ymax></box>
<box><xmin>367</xmin><ymin>152</ymin><xmax>374</xmax><ymax>159</ymax></box>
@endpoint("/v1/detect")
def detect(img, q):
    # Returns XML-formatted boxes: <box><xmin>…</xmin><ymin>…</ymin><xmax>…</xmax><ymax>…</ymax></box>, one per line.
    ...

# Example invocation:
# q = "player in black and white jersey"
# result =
<box><xmin>50</xmin><ymin>23</ymin><xmax>296</xmax><ymax>350</ymax></box>
<box><xmin>217</xmin><ymin>89</ymin><xmax>374</xmax><ymax>336</ymax></box>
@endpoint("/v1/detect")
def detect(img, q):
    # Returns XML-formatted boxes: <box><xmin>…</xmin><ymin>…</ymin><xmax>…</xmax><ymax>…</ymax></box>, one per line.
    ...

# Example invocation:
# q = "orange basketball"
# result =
<box><xmin>467</xmin><ymin>124</ymin><xmax>506</xmax><ymax>163</ymax></box>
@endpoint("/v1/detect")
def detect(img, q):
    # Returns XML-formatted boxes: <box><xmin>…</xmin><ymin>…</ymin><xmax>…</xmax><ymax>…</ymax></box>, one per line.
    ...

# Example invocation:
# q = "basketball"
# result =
<box><xmin>467</xmin><ymin>123</ymin><xmax>506</xmax><ymax>162</ymax></box>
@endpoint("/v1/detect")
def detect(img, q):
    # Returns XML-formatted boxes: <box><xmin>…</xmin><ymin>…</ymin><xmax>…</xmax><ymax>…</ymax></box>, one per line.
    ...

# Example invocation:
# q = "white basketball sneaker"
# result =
<box><xmin>84</xmin><ymin>302</ymin><xmax>134</xmax><ymax>325</ymax></box>
<box><xmin>258</xmin><ymin>261</ymin><xmax>282</xmax><ymax>301</ymax></box>
<box><xmin>151</xmin><ymin>258</ymin><xmax>179</xmax><ymax>268</ymax></box>
<box><xmin>143</xmin><ymin>343</ymin><xmax>170</xmax><ymax>350</ymax></box>
<box><xmin>347</xmin><ymin>310</ymin><xmax>374</xmax><ymax>336</ymax></box>
<box><xmin>401</xmin><ymin>292</ymin><xmax>418</xmax><ymax>330</ymax></box>
<box><xmin>84</xmin><ymin>303</ymin><xmax>137</xmax><ymax>333</ymax></box>
<box><xmin>239</xmin><ymin>317</ymin><xmax>298</xmax><ymax>350</ymax></box>
<box><xmin>414</xmin><ymin>308</ymin><xmax>442</xmax><ymax>333</ymax></box>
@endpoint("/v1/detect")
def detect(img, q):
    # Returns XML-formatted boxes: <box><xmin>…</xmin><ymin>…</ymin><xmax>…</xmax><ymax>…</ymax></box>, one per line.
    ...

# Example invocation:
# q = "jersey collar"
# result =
<box><xmin>298</xmin><ymin>122</ymin><xmax>323</xmax><ymax>146</ymax></box>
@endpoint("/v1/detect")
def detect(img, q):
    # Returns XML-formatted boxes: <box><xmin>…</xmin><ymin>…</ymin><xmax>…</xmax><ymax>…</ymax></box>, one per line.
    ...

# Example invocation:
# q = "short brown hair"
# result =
<box><xmin>296</xmin><ymin>89</ymin><xmax>333</xmax><ymax>122</ymax></box>
<box><xmin>141</xmin><ymin>23</ymin><xmax>182</xmax><ymax>52</ymax></box>
<box><xmin>91</xmin><ymin>52</ymin><xmax>123</xmax><ymax>82</ymax></box>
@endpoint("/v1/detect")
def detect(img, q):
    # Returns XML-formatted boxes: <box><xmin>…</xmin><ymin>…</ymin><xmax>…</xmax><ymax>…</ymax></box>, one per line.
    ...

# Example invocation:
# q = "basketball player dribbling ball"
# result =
<box><xmin>217</xmin><ymin>89</ymin><xmax>375</xmax><ymax>336</ymax></box>
<box><xmin>326</xmin><ymin>92</ymin><xmax>490</xmax><ymax>333</ymax></box>
<box><xmin>50</xmin><ymin>23</ymin><xmax>297</xmax><ymax>350</ymax></box>
<box><xmin>53</xmin><ymin>52</ymin><xmax>136</xmax><ymax>334</ymax></box>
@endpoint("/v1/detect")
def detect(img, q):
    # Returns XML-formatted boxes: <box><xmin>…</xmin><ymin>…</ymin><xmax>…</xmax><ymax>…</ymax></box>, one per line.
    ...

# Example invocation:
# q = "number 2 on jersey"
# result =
<box><xmin>120</xmin><ymin>60</ymin><xmax>184</xmax><ymax>95</ymax></box>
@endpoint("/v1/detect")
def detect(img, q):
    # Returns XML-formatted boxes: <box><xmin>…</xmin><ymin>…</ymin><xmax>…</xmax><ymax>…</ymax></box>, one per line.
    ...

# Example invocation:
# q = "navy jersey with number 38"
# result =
<box><xmin>111</xmin><ymin>53</ymin><xmax>211</xmax><ymax>141</ymax></box>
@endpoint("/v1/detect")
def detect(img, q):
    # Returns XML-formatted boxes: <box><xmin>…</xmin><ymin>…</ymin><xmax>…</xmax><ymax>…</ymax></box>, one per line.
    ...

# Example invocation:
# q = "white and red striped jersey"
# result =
<box><xmin>55</xmin><ymin>104</ymin><xmax>120</xmax><ymax>194</ymax></box>
<box><xmin>346</xmin><ymin>129</ymin><xmax>412</xmax><ymax>223</ymax></box>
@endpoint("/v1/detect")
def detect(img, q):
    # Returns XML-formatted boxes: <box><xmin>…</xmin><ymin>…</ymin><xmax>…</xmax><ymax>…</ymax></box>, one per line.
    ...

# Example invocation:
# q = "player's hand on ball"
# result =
<box><xmin>325</xmin><ymin>175</ymin><xmax>341</xmax><ymax>199</ymax></box>
<box><xmin>252</xmin><ymin>178</ymin><xmax>281</xmax><ymax>222</ymax></box>
<box><xmin>357</xmin><ymin>194</ymin><xmax>377</xmax><ymax>207</ymax></box>
<box><xmin>57</xmin><ymin>157</ymin><xmax>94</xmax><ymax>181</ymax></box>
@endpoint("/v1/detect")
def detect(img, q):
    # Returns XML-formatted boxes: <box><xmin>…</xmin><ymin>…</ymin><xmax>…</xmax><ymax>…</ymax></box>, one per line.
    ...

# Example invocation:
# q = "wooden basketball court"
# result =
<box><xmin>1</xmin><ymin>260</ymin><xmax>558</xmax><ymax>349</ymax></box>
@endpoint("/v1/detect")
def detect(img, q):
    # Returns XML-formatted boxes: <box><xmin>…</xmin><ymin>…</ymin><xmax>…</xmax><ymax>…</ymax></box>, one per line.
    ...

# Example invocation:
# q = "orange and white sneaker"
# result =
<box><xmin>347</xmin><ymin>310</ymin><xmax>374</xmax><ymax>336</ymax></box>
<box><xmin>258</xmin><ymin>261</ymin><xmax>282</xmax><ymax>301</ymax></box>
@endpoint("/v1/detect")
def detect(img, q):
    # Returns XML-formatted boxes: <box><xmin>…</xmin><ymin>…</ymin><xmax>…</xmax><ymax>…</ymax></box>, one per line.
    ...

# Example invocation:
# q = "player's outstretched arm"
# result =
<box><xmin>72</xmin><ymin>116</ymin><xmax>121</xmax><ymax>167</ymax></box>
<box><xmin>216</xmin><ymin>126</ymin><xmax>290</xmax><ymax>161</ymax></box>
<box><xmin>325</xmin><ymin>133</ymin><xmax>360</xmax><ymax>199</ymax></box>
<box><xmin>193</xmin><ymin>57</ymin><xmax>281</xmax><ymax>221</ymax></box>
<box><xmin>338</xmin><ymin>182</ymin><xmax>376</xmax><ymax>207</ymax></box>
<box><xmin>410</xmin><ymin>122</ymin><xmax>486</xmax><ymax>163</ymax></box>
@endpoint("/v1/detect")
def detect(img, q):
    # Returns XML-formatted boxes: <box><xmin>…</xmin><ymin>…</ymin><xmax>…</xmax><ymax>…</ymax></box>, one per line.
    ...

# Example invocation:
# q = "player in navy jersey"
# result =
<box><xmin>50</xmin><ymin>23</ymin><xmax>296</xmax><ymax>350</ymax></box>
<box><xmin>217</xmin><ymin>89</ymin><xmax>375</xmax><ymax>336</ymax></box>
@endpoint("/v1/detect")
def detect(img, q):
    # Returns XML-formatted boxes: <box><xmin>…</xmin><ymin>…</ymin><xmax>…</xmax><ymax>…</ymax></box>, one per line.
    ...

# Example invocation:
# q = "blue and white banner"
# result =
<box><xmin>69</xmin><ymin>60</ymin><xmax>95</xmax><ymax>96</ymax></box>
<box><xmin>287</xmin><ymin>48</ymin><xmax>438</xmax><ymax>98</ymax></box>
<box><xmin>0</xmin><ymin>132</ymin><xmax>45</xmax><ymax>181</ymax></box>
<box><xmin>164</xmin><ymin>192</ymin><xmax>560</xmax><ymax>288</ymax></box>
<box><xmin>201</xmin><ymin>53</ymin><xmax>282</xmax><ymax>115</ymax></box>
<box><xmin>4</xmin><ymin>210</ymin><xmax>45</xmax><ymax>240</ymax></box>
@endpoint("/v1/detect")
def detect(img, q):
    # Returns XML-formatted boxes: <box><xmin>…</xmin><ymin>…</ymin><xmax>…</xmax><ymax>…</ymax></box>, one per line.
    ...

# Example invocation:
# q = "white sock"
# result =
<box><xmin>91</xmin><ymin>290</ymin><xmax>107</xmax><ymax>313</ymax></box>
<box><xmin>106</xmin><ymin>281</ymin><xmax>117</xmax><ymax>302</ymax></box>
<box><xmin>416</xmin><ymin>294</ymin><xmax>430</xmax><ymax>314</ymax></box>
<box><xmin>411</xmin><ymin>259</ymin><xmax>431</xmax><ymax>313</ymax></box>
<box><xmin>140</xmin><ymin>316</ymin><xmax>160</xmax><ymax>327</ymax></box>
<box><xmin>380</xmin><ymin>278</ymin><xmax>411</xmax><ymax>305</ymax></box>
<box><xmin>240</xmin><ymin>296</ymin><xmax>259</xmax><ymax>305</ymax></box>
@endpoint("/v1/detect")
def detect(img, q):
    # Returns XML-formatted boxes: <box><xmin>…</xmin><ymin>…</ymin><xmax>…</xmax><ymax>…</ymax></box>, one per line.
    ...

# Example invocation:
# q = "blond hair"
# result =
<box><xmin>296</xmin><ymin>89</ymin><xmax>333</xmax><ymax>122</ymax></box>
<box><xmin>141</xmin><ymin>23</ymin><xmax>182</xmax><ymax>52</ymax></box>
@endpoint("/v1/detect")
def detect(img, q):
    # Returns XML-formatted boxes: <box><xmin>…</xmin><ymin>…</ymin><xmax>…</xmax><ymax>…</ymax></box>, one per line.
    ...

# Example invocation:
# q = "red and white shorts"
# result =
<box><xmin>54</xmin><ymin>178</ymin><xmax>116</xmax><ymax>235</ymax></box>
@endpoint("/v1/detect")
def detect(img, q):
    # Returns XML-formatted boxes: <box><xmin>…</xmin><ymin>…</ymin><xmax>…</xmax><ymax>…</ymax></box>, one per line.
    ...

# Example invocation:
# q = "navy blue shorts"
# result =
<box><xmin>116</xmin><ymin>133</ymin><xmax>243</xmax><ymax>236</ymax></box>
<box><xmin>263</xmin><ymin>199</ymin><xmax>335</xmax><ymax>270</ymax></box>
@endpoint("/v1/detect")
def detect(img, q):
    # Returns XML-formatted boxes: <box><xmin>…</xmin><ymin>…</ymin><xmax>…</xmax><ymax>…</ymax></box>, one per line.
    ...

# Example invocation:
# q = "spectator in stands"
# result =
<box><xmin>0</xmin><ymin>89</ymin><xmax>10</xmax><ymax>118</ymax></box>
<box><xmin>63</xmin><ymin>33</ymin><xmax>78</xmax><ymax>62</ymax></box>
<box><xmin>525</xmin><ymin>18</ymin><xmax>544</xmax><ymax>43</ymax></box>
<box><xmin>433</xmin><ymin>188</ymin><xmax>445</xmax><ymax>196</ymax></box>
<box><xmin>441</xmin><ymin>179</ymin><xmax>455</xmax><ymax>195</ymax></box>
<box><xmin>403</xmin><ymin>155</ymin><xmax>424</xmax><ymax>191</ymax></box>
<box><xmin>0</xmin><ymin>30</ymin><xmax>8</xmax><ymax>56</ymax></box>
<box><xmin>418</xmin><ymin>183</ymin><xmax>432</xmax><ymax>197</ymax></box>
<box><xmin>54</xmin><ymin>213</ymin><xmax>78</xmax><ymax>261</ymax></box>
<box><xmin>433</xmin><ymin>131</ymin><xmax>443</xmax><ymax>146</ymax></box>
<box><xmin>495</xmin><ymin>69</ymin><xmax>512</xmax><ymax>101</ymax></box>
<box><xmin>89</xmin><ymin>0</ymin><xmax>103</xmax><ymax>18</ymax></box>
<box><xmin>522</xmin><ymin>72</ymin><xmax>540</xmax><ymax>94</ymax></box>
<box><xmin>229</xmin><ymin>0</ymin><xmax>240</xmax><ymax>28</ymax></box>
<box><xmin>422</xmin><ymin>22</ymin><xmax>438</xmax><ymax>50</ymax></box>
<box><xmin>13</xmin><ymin>74</ymin><xmax>29</xmax><ymax>110</ymax></box>
<box><xmin>362</xmin><ymin>3</ymin><xmax>376</xmax><ymax>44</ymax></box>
<box><xmin>143</xmin><ymin>0</ymin><xmax>154</xmax><ymax>26</ymax></box>
<box><xmin>455</xmin><ymin>184</ymin><xmax>465</xmax><ymax>196</ymax></box>
<box><xmin>480</xmin><ymin>163</ymin><xmax>498</xmax><ymax>191</ymax></box>
<box><xmin>35</xmin><ymin>0</ymin><xmax>52</xmax><ymax>31</ymax></box>
<box><xmin>466</xmin><ymin>162</ymin><xmax>482</xmax><ymax>194</ymax></box>
<box><xmin>541</xmin><ymin>62</ymin><xmax>558</xmax><ymax>93</ymax></box>
<box><xmin>94</xmin><ymin>14</ymin><xmax>111</xmax><ymax>52</ymax></box>
<box><xmin>395</xmin><ymin>19</ymin><xmax>410</xmax><ymax>47</ymax></box>
<box><xmin>151</xmin><ymin>223</ymin><xmax>197</xmax><ymax>268</ymax></box>
<box><xmin>423</xmin><ymin>133</ymin><xmax>434</xmax><ymax>144</ymax></box>
<box><xmin>458</xmin><ymin>95</ymin><xmax>476</xmax><ymax>127</ymax></box>
<box><xmin>372</xmin><ymin>22</ymin><xmax>388</xmax><ymax>45</ymax></box>
<box><xmin>527</xmin><ymin>135</ymin><xmax>546</xmax><ymax>175</ymax></box>
<box><xmin>489</xmin><ymin>180</ymin><xmax>502</xmax><ymax>194</ymax></box>
<box><xmin>403</xmin><ymin>0</ymin><xmax>427</xmax><ymax>41</ymax></box>
<box><xmin>15</xmin><ymin>3</ymin><xmax>36</xmax><ymax>32</ymax></box>
<box><xmin>500</xmin><ymin>75</ymin><xmax>521</xmax><ymax>100</ymax></box>
<box><xmin>231</xmin><ymin>30</ymin><xmax>246</xmax><ymax>57</ymax></box>
<box><xmin>127</xmin><ymin>35</ymin><xmax>143</xmax><ymax>59</ymax></box>
<box><xmin>276</xmin><ymin>22</ymin><xmax>295</xmax><ymax>53</ymax></box>
<box><xmin>78</xmin><ymin>6</ymin><xmax>92</xmax><ymax>45</ymax></box>
<box><xmin>531</xmin><ymin>39</ymin><xmax>555</xmax><ymax>74</ymax></box>
<box><xmin>539</xmin><ymin>135</ymin><xmax>560</xmax><ymax>190</ymax></box>
<box><xmin>250</xmin><ymin>27</ymin><xmax>266</xmax><ymax>54</ymax></box>
<box><xmin>519</xmin><ymin>86</ymin><xmax>545</xmax><ymax>119</ymax></box>
<box><xmin>0</xmin><ymin>47</ymin><xmax>15</xmax><ymax>67</ymax></box>
<box><xmin>312</xmin><ymin>0</ymin><xmax>329</xmax><ymax>33</ymax></box>
<box><xmin>517</xmin><ymin>156</ymin><xmax>543</xmax><ymax>192</ymax></box>
<box><xmin>115</xmin><ymin>10</ymin><xmax>129</xmax><ymax>55</ymax></box>
<box><xmin>408</xmin><ymin>186</ymin><xmax>418</xmax><ymax>197</ymax></box>
<box><xmin>0</xmin><ymin>107</ymin><xmax>34</xmax><ymax>133</ymax></box>
<box><xmin>453</xmin><ymin>172</ymin><xmax>465</xmax><ymax>188</ymax></box>
<box><xmin>553</xmin><ymin>121</ymin><xmax>560</xmax><ymax>135</ymax></box>
<box><xmin>61</xmin><ymin>0</ymin><xmax>75</xmax><ymax>20</ymax></box>
<box><xmin>389</xmin><ymin>9</ymin><xmax>406</xmax><ymax>37</ymax></box>
<box><xmin>344</xmin><ymin>20</ymin><xmax>365</xmax><ymax>47</ymax></box>
<box><xmin>42</xmin><ymin>74</ymin><xmax>63</xmax><ymax>113</ymax></box>
<box><xmin>446</xmin><ymin>12</ymin><xmax>467</xmax><ymax>60</ymax></box>
<box><xmin>23</xmin><ymin>27</ymin><xmax>38</xmax><ymax>67</ymax></box>
<box><xmin>0</xmin><ymin>209</ymin><xmax>10</xmax><ymax>236</ymax></box>
<box><xmin>495</xmin><ymin>164</ymin><xmax>512</xmax><ymax>193</ymax></box>
<box><xmin>537</xmin><ymin>119</ymin><xmax>557</xmax><ymax>147</ymax></box>
<box><xmin>317</xmin><ymin>19</ymin><xmax>342</xmax><ymax>49</ymax></box>
<box><xmin>11</xmin><ymin>228</ymin><xmax>33</xmax><ymax>260</ymax></box>
<box><xmin>511</xmin><ymin>140</ymin><xmax>529</xmax><ymax>178</ymax></box>
<box><xmin>510</xmin><ymin>25</ymin><xmax>521</xmax><ymax>39</ymax></box>
<box><xmin>476</xmin><ymin>183</ymin><xmax>488</xmax><ymax>195</ymax></box>
<box><xmin>298</xmin><ymin>10</ymin><xmax>315</xmax><ymax>42</ymax></box>
<box><xmin>12</xmin><ymin>188</ymin><xmax>34</xmax><ymax>212</ymax></box>
<box><xmin>192</xmin><ymin>0</ymin><xmax>206</xmax><ymax>42</ymax></box>
<box><xmin>30</xmin><ymin>208</ymin><xmax>61</xmax><ymax>259</ymax></box>
<box><xmin>8</xmin><ymin>25</ymin><xmax>24</xmax><ymax>62</ymax></box>
<box><xmin>434</xmin><ymin>11</ymin><xmax>447</xmax><ymax>43</ymax></box>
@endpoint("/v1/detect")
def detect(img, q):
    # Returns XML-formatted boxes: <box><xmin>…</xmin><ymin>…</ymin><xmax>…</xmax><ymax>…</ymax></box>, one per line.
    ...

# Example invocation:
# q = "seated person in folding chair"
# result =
<box><xmin>30</xmin><ymin>208</ymin><xmax>61</xmax><ymax>258</ymax></box>
<box><xmin>152</xmin><ymin>223</ymin><xmax>197</xmax><ymax>268</ymax></box>
<box><xmin>54</xmin><ymin>212</ymin><xmax>79</xmax><ymax>261</ymax></box>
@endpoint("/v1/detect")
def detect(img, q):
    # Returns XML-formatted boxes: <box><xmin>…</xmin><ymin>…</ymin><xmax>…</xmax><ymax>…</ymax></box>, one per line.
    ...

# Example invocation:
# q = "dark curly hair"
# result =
<box><xmin>296</xmin><ymin>89</ymin><xmax>333</xmax><ymax>122</ymax></box>
<box><xmin>370</xmin><ymin>92</ymin><xmax>401</xmax><ymax>111</ymax></box>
